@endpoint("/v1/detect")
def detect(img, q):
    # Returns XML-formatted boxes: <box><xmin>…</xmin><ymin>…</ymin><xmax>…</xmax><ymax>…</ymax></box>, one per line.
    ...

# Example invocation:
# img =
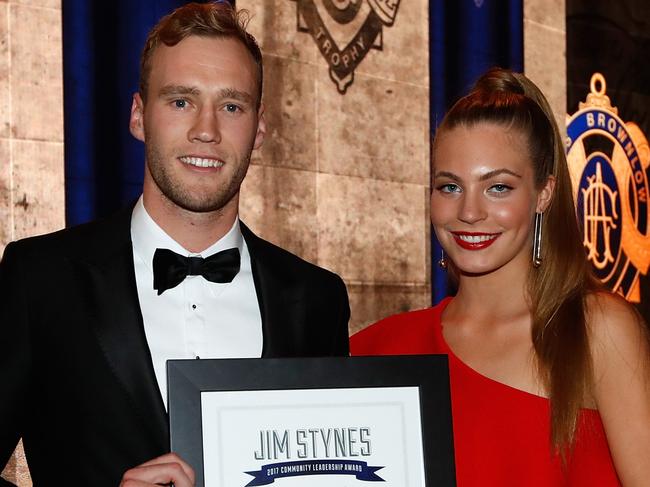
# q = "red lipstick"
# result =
<box><xmin>451</xmin><ymin>232</ymin><xmax>500</xmax><ymax>250</ymax></box>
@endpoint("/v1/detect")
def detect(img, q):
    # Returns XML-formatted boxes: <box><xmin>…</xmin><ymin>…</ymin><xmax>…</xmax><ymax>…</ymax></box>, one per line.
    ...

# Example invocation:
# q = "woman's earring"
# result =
<box><xmin>438</xmin><ymin>250</ymin><xmax>448</xmax><ymax>270</ymax></box>
<box><xmin>533</xmin><ymin>211</ymin><xmax>543</xmax><ymax>267</ymax></box>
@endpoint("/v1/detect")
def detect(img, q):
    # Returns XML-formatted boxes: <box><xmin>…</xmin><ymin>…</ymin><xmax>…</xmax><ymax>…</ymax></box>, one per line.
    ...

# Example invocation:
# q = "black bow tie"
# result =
<box><xmin>152</xmin><ymin>247</ymin><xmax>241</xmax><ymax>295</ymax></box>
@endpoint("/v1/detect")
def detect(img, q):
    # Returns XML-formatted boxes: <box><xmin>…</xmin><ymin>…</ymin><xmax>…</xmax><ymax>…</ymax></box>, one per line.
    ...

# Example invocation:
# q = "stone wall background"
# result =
<box><xmin>524</xmin><ymin>0</ymin><xmax>567</xmax><ymax>132</ymax></box>
<box><xmin>238</xmin><ymin>1</ymin><xmax>432</xmax><ymax>334</ymax></box>
<box><xmin>1</xmin><ymin>0</ymin><xmax>63</xmax><ymax>485</ymax></box>
<box><xmin>0</xmin><ymin>0</ymin><xmax>64</xmax><ymax>257</ymax></box>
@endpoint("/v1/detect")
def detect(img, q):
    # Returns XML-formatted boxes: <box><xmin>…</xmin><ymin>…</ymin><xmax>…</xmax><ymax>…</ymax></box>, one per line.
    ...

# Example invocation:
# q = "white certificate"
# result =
<box><xmin>201</xmin><ymin>386</ymin><xmax>425</xmax><ymax>486</ymax></box>
<box><xmin>167</xmin><ymin>356</ymin><xmax>455</xmax><ymax>487</ymax></box>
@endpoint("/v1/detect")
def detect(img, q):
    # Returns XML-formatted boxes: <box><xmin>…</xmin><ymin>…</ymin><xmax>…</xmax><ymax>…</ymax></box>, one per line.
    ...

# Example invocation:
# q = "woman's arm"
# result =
<box><xmin>589</xmin><ymin>293</ymin><xmax>650</xmax><ymax>486</ymax></box>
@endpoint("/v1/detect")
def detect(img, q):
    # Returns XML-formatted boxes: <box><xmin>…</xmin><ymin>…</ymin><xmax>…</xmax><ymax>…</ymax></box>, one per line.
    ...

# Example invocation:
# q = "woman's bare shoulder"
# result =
<box><xmin>584</xmin><ymin>293</ymin><xmax>650</xmax><ymax>485</ymax></box>
<box><xmin>585</xmin><ymin>291</ymin><xmax>649</xmax><ymax>363</ymax></box>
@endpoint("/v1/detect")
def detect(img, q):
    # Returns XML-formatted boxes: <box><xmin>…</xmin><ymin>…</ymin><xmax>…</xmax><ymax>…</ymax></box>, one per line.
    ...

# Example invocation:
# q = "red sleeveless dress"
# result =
<box><xmin>350</xmin><ymin>298</ymin><xmax>621</xmax><ymax>486</ymax></box>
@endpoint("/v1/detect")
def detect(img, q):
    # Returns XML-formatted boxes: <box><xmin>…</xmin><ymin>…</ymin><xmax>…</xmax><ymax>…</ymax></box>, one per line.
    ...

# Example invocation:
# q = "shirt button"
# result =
<box><xmin>192</xmin><ymin>304</ymin><xmax>197</xmax><ymax>309</ymax></box>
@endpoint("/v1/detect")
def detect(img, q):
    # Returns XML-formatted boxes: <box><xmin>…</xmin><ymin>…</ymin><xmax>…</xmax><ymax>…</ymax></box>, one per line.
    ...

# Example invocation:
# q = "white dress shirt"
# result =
<box><xmin>131</xmin><ymin>197</ymin><xmax>262</xmax><ymax>408</ymax></box>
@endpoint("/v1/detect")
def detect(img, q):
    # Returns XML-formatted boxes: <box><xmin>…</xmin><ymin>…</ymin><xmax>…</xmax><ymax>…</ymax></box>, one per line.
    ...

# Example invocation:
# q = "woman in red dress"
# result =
<box><xmin>351</xmin><ymin>68</ymin><xmax>650</xmax><ymax>486</ymax></box>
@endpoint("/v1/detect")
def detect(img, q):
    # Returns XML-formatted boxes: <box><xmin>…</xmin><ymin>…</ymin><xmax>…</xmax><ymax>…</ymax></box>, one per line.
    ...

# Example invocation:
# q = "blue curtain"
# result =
<box><xmin>429</xmin><ymin>0</ymin><xmax>524</xmax><ymax>304</ymax></box>
<box><xmin>63</xmin><ymin>0</ymin><xmax>218</xmax><ymax>227</ymax></box>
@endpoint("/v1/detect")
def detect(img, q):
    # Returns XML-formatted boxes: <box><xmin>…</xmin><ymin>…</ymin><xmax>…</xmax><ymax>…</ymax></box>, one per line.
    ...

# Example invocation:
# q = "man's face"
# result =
<box><xmin>130</xmin><ymin>35</ymin><xmax>265</xmax><ymax>215</ymax></box>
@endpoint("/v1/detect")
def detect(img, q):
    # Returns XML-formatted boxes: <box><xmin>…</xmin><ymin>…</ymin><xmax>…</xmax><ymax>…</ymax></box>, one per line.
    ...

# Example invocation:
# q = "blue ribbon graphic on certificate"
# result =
<box><xmin>245</xmin><ymin>459</ymin><xmax>385</xmax><ymax>485</ymax></box>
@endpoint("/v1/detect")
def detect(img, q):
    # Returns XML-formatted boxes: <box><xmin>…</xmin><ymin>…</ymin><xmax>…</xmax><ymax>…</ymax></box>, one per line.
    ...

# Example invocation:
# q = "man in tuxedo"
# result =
<box><xmin>0</xmin><ymin>3</ymin><xmax>349</xmax><ymax>486</ymax></box>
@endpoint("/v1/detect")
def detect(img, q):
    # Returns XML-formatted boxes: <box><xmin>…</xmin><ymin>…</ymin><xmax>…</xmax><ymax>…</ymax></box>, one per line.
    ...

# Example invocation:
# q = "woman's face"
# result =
<box><xmin>431</xmin><ymin>122</ymin><xmax>553</xmax><ymax>277</ymax></box>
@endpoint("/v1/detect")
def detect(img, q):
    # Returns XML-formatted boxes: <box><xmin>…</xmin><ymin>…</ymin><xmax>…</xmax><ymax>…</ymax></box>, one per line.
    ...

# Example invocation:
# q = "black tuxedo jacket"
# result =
<box><xmin>0</xmin><ymin>208</ymin><xmax>350</xmax><ymax>486</ymax></box>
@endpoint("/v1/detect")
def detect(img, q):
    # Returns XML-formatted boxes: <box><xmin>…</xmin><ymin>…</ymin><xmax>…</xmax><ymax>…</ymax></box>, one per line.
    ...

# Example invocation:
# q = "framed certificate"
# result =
<box><xmin>167</xmin><ymin>356</ymin><xmax>455</xmax><ymax>486</ymax></box>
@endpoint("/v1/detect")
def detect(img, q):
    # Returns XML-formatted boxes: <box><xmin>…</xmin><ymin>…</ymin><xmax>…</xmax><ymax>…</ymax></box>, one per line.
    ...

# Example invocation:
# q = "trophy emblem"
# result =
<box><xmin>293</xmin><ymin>0</ymin><xmax>400</xmax><ymax>94</ymax></box>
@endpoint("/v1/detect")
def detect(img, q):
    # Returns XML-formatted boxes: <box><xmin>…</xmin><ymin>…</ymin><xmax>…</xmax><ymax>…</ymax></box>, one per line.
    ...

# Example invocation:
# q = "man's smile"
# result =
<box><xmin>179</xmin><ymin>156</ymin><xmax>225</xmax><ymax>168</ymax></box>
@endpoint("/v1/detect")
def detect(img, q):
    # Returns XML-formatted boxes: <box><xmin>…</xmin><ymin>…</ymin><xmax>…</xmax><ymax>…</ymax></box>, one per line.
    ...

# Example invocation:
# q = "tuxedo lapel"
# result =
<box><xmin>241</xmin><ymin>224</ymin><xmax>308</xmax><ymax>357</ymax></box>
<box><xmin>85</xmin><ymin>211</ymin><xmax>168</xmax><ymax>447</ymax></box>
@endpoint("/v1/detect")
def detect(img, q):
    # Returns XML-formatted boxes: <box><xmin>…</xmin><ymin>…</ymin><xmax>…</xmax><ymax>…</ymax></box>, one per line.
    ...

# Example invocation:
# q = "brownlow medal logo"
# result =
<box><xmin>566</xmin><ymin>73</ymin><xmax>650</xmax><ymax>302</ymax></box>
<box><xmin>292</xmin><ymin>0</ymin><xmax>400</xmax><ymax>94</ymax></box>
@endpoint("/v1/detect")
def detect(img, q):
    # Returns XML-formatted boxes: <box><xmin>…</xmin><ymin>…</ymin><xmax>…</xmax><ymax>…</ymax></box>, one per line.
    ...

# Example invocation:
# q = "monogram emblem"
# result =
<box><xmin>582</xmin><ymin>161</ymin><xmax>618</xmax><ymax>269</ymax></box>
<box><xmin>567</xmin><ymin>73</ymin><xmax>650</xmax><ymax>302</ymax></box>
<box><xmin>292</xmin><ymin>0</ymin><xmax>400</xmax><ymax>94</ymax></box>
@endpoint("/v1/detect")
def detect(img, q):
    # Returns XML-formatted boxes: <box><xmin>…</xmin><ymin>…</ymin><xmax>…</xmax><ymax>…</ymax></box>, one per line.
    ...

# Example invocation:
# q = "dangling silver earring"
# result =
<box><xmin>438</xmin><ymin>249</ymin><xmax>447</xmax><ymax>270</ymax></box>
<box><xmin>533</xmin><ymin>212</ymin><xmax>543</xmax><ymax>267</ymax></box>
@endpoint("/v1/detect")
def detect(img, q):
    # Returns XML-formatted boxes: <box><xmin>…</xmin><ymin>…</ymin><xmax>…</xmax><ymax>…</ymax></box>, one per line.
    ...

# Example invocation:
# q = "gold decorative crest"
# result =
<box><xmin>567</xmin><ymin>73</ymin><xmax>650</xmax><ymax>302</ymax></box>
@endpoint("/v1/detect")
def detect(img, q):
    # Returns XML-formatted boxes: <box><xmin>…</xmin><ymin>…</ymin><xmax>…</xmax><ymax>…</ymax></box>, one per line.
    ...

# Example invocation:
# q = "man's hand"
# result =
<box><xmin>119</xmin><ymin>452</ymin><xmax>195</xmax><ymax>487</ymax></box>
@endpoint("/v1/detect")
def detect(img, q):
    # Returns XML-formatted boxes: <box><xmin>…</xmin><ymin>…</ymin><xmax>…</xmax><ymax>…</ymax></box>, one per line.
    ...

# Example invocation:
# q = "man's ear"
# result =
<box><xmin>253</xmin><ymin>103</ymin><xmax>266</xmax><ymax>150</ymax></box>
<box><xmin>129</xmin><ymin>93</ymin><xmax>145</xmax><ymax>142</ymax></box>
<box><xmin>536</xmin><ymin>175</ymin><xmax>556</xmax><ymax>213</ymax></box>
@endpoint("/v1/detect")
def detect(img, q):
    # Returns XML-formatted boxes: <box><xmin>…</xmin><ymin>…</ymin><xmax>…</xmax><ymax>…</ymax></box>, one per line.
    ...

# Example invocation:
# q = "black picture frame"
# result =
<box><xmin>167</xmin><ymin>355</ymin><xmax>456</xmax><ymax>486</ymax></box>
